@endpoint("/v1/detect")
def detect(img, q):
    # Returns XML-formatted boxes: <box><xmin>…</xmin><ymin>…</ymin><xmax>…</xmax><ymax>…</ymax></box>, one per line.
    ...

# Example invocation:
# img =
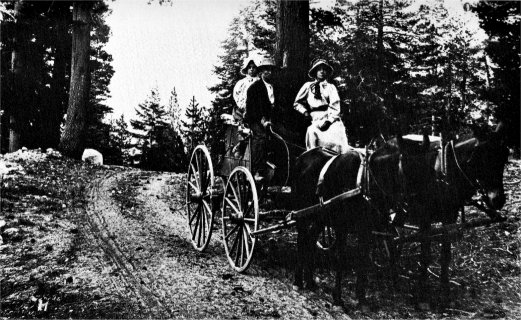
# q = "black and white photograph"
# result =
<box><xmin>0</xmin><ymin>0</ymin><xmax>519</xmax><ymax>318</ymax></box>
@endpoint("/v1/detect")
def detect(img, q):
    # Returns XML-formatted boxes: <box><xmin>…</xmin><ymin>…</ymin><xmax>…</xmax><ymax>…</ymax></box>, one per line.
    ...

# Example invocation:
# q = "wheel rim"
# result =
<box><xmin>221</xmin><ymin>167</ymin><xmax>258</xmax><ymax>272</ymax></box>
<box><xmin>186</xmin><ymin>145</ymin><xmax>215</xmax><ymax>251</ymax></box>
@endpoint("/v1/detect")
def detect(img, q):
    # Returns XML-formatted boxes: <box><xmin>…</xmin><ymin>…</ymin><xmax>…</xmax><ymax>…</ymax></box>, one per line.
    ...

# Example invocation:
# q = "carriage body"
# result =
<box><xmin>186</xmin><ymin>120</ymin><xmax>301</xmax><ymax>271</ymax></box>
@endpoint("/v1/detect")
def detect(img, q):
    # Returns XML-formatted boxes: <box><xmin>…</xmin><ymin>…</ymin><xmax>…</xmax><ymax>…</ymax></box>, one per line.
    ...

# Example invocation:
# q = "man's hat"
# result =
<box><xmin>240</xmin><ymin>57</ymin><xmax>257</xmax><ymax>76</ymax></box>
<box><xmin>257</xmin><ymin>57</ymin><xmax>278</xmax><ymax>71</ymax></box>
<box><xmin>308</xmin><ymin>59</ymin><xmax>333</xmax><ymax>78</ymax></box>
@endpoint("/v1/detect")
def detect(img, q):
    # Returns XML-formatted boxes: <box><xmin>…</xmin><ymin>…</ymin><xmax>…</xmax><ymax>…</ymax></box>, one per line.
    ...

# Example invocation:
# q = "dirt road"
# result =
<box><xmin>81</xmin><ymin>170</ymin><xmax>352</xmax><ymax>319</ymax></box>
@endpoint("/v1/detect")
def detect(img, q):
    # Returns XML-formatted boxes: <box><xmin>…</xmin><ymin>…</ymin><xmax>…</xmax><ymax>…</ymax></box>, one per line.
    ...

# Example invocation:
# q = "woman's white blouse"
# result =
<box><xmin>294</xmin><ymin>80</ymin><xmax>341</xmax><ymax>122</ymax></box>
<box><xmin>233</xmin><ymin>75</ymin><xmax>258</xmax><ymax>111</ymax></box>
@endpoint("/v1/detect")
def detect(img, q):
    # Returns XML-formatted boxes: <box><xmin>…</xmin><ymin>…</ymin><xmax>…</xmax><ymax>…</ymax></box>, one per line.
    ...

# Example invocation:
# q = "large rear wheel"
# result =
<box><xmin>186</xmin><ymin>145</ymin><xmax>215</xmax><ymax>252</ymax></box>
<box><xmin>221</xmin><ymin>167</ymin><xmax>259</xmax><ymax>272</ymax></box>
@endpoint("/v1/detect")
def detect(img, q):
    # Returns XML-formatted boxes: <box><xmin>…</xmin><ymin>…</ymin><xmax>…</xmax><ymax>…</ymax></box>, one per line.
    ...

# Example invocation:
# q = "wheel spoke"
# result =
<box><xmin>243</xmin><ymin>200</ymin><xmax>254</xmax><ymax>218</ymax></box>
<box><xmin>224</xmin><ymin>197</ymin><xmax>240</xmax><ymax>215</ymax></box>
<box><xmin>189</xmin><ymin>203</ymin><xmax>201</xmax><ymax>224</ymax></box>
<box><xmin>197</xmin><ymin>208</ymin><xmax>203</xmax><ymax>246</ymax></box>
<box><xmin>188</xmin><ymin>181</ymin><xmax>199</xmax><ymax>193</ymax></box>
<box><xmin>244</xmin><ymin>223</ymin><xmax>254</xmax><ymax>242</ymax></box>
<box><xmin>243</xmin><ymin>218</ymin><xmax>256</xmax><ymax>223</ymax></box>
<box><xmin>192</xmin><ymin>209</ymin><xmax>202</xmax><ymax>240</ymax></box>
<box><xmin>229</xmin><ymin>226</ymin><xmax>241</xmax><ymax>259</ymax></box>
<box><xmin>242</xmin><ymin>227</ymin><xmax>250</xmax><ymax>258</ymax></box>
<box><xmin>229</xmin><ymin>180</ymin><xmax>241</xmax><ymax>211</ymax></box>
<box><xmin>203</xmin><ymin>201</ymin><xmax>212</xmax><ymax>222</ymax></box>
<box><xmin>225</xmin><ymin>224</ymin><xmax>240</xmax><ymax>240</ymax></box>
<box><xmin>234</xmin><ymin>226</ymin><xmax>243</xmax><ymax>266</ymax></box>
<box><xmin>190</xmin><ymin>164</ymin><xmax>200</xmax><ymax>188</ymax></box>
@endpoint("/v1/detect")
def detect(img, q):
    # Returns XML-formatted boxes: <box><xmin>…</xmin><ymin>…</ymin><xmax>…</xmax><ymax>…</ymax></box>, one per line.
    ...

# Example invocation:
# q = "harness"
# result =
<box><xmin>315</xmin><ymin>148</ymin><xmax>366</xmax><ymax>206</ymax></box>
<box><xmin>441</xmin><ymin>140</ymin><xmax>486</xmax><ymax>198</ymax></box>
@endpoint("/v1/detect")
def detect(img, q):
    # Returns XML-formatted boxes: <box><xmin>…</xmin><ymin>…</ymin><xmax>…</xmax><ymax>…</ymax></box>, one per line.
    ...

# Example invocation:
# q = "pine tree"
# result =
<box><xmin>474</xmin><ymin>1</ymin><xmax>520</xmax><ymax>153</ymax></box>
<box><xmin>108</xmin><ymin>114</ymin><xmax>131</xmax><ymax>165</ymax></box>
<box><xmin>181</xmin><ymin>96</ymin><xmax>207</xmax><ymax>152</ymax></box>
<box><xmin>130</xmin><ymin>86</ymin><xmax>170</xmax><ymax>169</ymax></box>
<box><xmin>167</xmin><ymin>87</ymin><xmax>182</xmax><ymax>133</ymax></box>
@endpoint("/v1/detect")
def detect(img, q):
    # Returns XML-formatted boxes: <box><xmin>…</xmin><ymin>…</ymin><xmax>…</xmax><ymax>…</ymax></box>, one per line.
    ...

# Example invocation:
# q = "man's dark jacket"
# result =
<box><xmin>244</xmin><ymin>79</ymin><xmax>278</xmax><ymax>127</ymax></box>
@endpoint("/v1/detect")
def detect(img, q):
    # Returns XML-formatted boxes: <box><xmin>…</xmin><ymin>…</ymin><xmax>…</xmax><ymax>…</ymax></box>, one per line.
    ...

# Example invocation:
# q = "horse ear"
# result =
<box><xmin>494</xmin><ymin>121</ymin><xmax>506</xmax><ymax>134</ymax></box>
<box><xmin>491</xmin><ymin>121</ymin><xmax>506</xmax><ymax>143</ymax></box>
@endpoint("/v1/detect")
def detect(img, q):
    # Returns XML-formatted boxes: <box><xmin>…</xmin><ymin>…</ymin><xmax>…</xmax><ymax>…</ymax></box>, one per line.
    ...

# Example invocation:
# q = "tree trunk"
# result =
<box><xmin>59</xmin><ymin>1</ymin><xmax>92</xmax><ymax>158</ymax></box>
<box><xmin>46</xmin><ymin>2</ymin><xmax>70</xmax><ymax>149</ymax></box>
<box><xmin>275</xmin><ymin>0</ymin><xmax>309</xmax><ymax>139</ymax></box>
<box><xmin>376</xmin><ymin>0</ymin><xmax>384</xmax><ymax>98</ymax></box>
<box><xmin>9</xmin><ymin>0</ymin><xmax>25</xmax><ymax>152</ymax></box>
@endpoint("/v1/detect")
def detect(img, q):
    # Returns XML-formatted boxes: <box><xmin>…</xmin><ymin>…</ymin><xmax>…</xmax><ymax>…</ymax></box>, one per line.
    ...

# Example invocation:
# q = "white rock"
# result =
<box><xmin>0</xmin><ymin>161</ymin><xmax>8</xmax><ymax>175</ymax></box>
<box><xmin>81</xmin><ymin>149</ymin><xmax>103</xmax><ymax>165</ymax></box>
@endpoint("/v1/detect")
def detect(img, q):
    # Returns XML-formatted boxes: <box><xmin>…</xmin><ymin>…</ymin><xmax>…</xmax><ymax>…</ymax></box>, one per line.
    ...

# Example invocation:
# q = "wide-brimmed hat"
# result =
<box><xmin>308</xmin><ymin>59</ymin><xmax>333</xmax><ymax>78</ymax></box>
<box><xmin>240</xmin><ymin>57</ymin><xmax>257</xmax><ymax>76</ymax></box>
<box><xmin>257</xmin><ymin>57</ymin><xmax>278</xmax><ymax>72</ymax></box>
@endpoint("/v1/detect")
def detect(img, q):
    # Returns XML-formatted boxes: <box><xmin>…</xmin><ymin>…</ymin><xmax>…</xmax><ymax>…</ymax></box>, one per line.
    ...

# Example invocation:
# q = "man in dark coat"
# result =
<box><xmin>244</xmin><ymin>57</ymin><xmax>279</xmax><ymax>181</ymax></box>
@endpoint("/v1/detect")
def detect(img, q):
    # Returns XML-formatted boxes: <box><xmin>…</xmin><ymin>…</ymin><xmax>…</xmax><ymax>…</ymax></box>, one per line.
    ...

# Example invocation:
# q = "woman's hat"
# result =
<box><xmin>308</xmin><ymin>59</ymin><xmax>333</xmax><ymax>78</ymax></box>
<box><xmin>257</xmin><ymin>57</ymin><xmax>278</xmax><ymax>71</ymax></box>
<box><xmin>240</xmin><ymin>57</ymin><xmax>257</xmax><ymax>76</ymax></box>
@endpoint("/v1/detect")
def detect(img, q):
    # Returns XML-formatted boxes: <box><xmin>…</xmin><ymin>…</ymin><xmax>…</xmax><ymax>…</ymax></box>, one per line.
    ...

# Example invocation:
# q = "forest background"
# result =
<box><xmin>0</xmin><ymin>0</ymin><xmax>519</xmax><ymax>172</ymax></box>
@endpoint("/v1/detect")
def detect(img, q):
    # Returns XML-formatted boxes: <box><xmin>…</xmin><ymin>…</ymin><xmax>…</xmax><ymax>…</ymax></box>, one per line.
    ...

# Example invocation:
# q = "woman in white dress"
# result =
<box><xmin>293</xmin><ymin>59</ymin><xmax>349</xmax><ymax>153</ymax></box>
<box><xmin>232</xmin><ymin>57</ymin><xmax>258</xmax><ymax>122</ymax></box>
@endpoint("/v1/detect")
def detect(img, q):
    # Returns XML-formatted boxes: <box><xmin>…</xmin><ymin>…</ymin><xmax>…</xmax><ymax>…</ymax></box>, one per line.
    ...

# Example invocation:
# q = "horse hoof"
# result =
<box><xmin>417</xmin><ymin>302</ymin><xmax>431</xmax><ymax>311</ymax></box>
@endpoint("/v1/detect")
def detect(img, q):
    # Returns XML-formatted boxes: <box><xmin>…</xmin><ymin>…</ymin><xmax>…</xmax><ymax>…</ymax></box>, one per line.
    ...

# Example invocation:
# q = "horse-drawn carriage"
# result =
<box><xmin>185</xmin><ymin>115</ymin><xmax>509</xmax><ymax>307</ymax></box>
<box><xmin>185</xmin><ymin>118</ymin><xmax>304</xmax><ymax>272</ymax></box>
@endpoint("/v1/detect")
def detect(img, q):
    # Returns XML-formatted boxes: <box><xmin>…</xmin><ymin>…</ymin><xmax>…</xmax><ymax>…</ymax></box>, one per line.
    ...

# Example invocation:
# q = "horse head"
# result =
<box><xmin>369</xmin><ymin>133</ymin><xmax>434</xmax><ymax>208</ymax></box>
<box><xmin>461</xmin><ymin>122</ymin><xmax>509</xmax><ymax>210</ymax></box>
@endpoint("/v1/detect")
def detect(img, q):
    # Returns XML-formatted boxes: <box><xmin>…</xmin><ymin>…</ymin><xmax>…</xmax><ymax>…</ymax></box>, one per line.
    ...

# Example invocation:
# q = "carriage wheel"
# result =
<box><xmin>221</xmin><ymin>166</ymin><xmax>259</xmax><ymax>272</ymax></box>
<box><xmin>186</xmin><ymin>145</ymin><xmax>215</xmax><ymax>252</ymax></box>
<box><xmin>316</xmin><ymin>224</ymin><xmax>337</xmax><ymax>251</ymax></box>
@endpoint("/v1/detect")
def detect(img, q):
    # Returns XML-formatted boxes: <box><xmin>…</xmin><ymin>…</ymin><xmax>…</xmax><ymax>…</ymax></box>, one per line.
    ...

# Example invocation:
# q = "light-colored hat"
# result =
<box><xmin>308</xmin><ymin>59</ymin><xmax>333</xmax><ymax>78</ymax></box>
<box><xmin>240</xmin><ymin>58</ymin><xmax>257</xmax><ymax>76</ymax></box>
<box><xmin>257</xmin><ymin>57</ymin><xmax>278</xmax><ymax>71</ymax></box>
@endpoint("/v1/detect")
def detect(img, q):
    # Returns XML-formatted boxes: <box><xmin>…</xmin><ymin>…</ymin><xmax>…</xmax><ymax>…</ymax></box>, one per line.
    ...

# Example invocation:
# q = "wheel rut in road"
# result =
<box><xmin>83</xmin><ymin>171</ymin><xmax>352</xmax><ymax>319</ymax></box>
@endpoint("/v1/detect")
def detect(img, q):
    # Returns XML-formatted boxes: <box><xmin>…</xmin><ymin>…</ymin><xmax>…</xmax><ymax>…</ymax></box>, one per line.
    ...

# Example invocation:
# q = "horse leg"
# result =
<box><xmin>333</xmin><ymin>226</ymin><xmax>346</xmax><ymax>306</ymax></box>
<box><xmin>417</xmin><ymin>222</ymin><xmax>432</xmax><ymax>310</ymax></box>
<box><xmin>304</xmin><ymin>221</ymin><xmax>321</xmax><ymax>291</ymax></box>
<box><xmin>355</xmin><ymin>229</ymin><xmax>371</xmax><ymax>310</ymax></box>
<box><xmin>294</xmin><ymin>221</ymin><xmax>306</xmax><ymax>289</ymax></box>
<box><xmin>440</xmin><ymin>236</ymin><xmax>452</xmax><ymax>307</ymax></box>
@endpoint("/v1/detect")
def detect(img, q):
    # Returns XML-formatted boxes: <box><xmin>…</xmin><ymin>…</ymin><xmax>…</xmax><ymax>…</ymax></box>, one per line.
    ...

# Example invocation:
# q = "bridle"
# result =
<box><xmin>443</xmin><ymin>140</ymin><xmax>488</xmax><ymax>199</ymax></box>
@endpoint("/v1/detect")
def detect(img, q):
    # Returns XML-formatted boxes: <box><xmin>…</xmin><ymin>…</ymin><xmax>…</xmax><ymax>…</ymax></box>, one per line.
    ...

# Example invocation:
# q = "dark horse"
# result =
<box><xmin>291</xmin><ymin>134</ymin><xmax>433</xmax><ymax>308</ymax></box>
<box><xmin>404</xmin><ymin>122</ymin><xmax>509</xmax><ymax>309</ymax></box>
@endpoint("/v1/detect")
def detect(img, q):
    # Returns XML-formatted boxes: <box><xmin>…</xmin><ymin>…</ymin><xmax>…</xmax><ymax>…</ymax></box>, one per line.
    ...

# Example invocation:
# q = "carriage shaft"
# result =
<box><xmin>394</xmin><ymin>215</ymin><xmax>506</xmax><ymax>244</ymax></box>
